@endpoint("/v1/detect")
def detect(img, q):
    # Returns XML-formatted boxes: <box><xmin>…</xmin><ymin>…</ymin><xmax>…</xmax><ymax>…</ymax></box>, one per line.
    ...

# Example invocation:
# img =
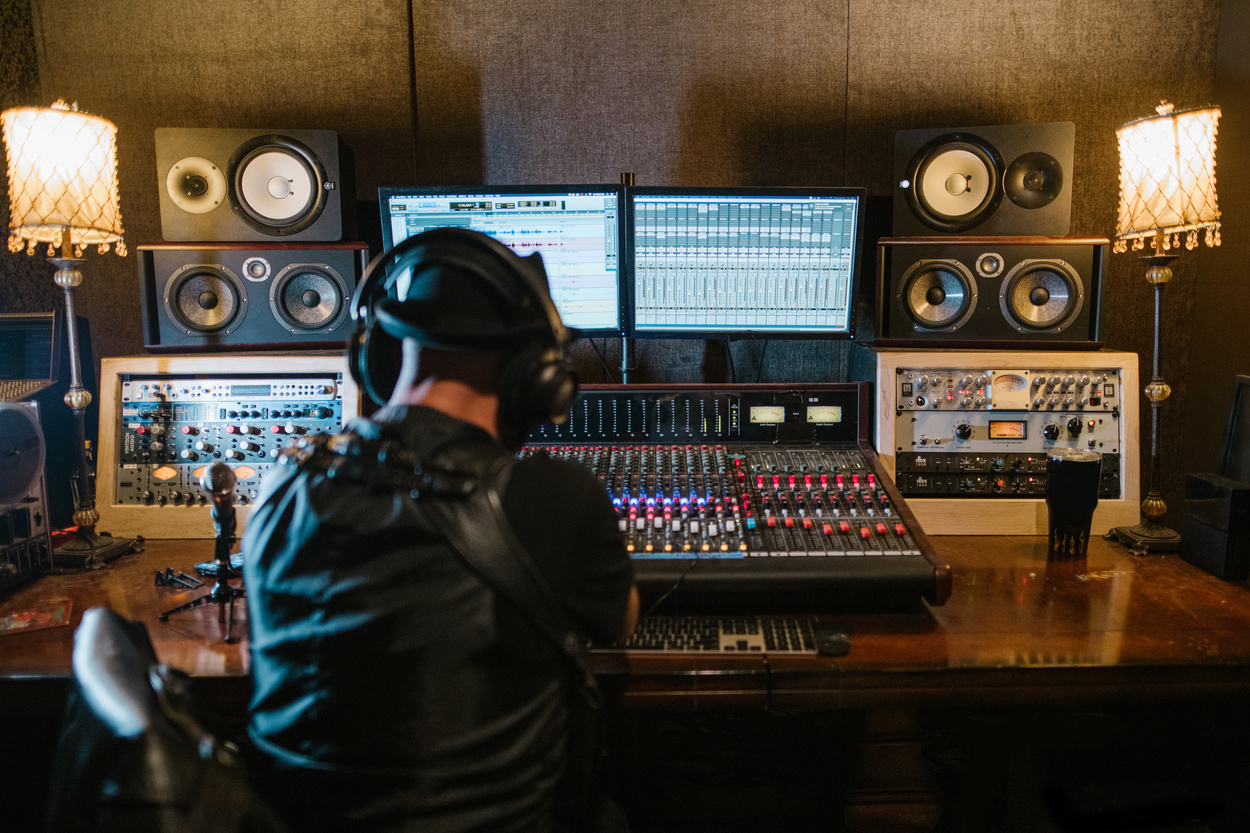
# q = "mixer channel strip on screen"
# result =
<box><xmin>524</xmin><ymin>384</ymin><xmax>949</xmax><ymax>613</ymax></box>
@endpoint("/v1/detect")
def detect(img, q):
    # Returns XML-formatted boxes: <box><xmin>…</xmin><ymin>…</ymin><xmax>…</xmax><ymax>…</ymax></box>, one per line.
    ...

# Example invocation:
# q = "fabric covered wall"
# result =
<box><xmin>0</xmin><ymin>0</ymin><xmax>1223</xmax><ymax>524</ymax></box>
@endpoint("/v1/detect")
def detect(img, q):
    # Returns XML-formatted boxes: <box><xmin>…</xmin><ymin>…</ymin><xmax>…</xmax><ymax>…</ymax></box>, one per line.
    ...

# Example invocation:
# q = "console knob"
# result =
<box><xmin>149</xmin><ymin>441</ymin><xmax>165</xmax><ymax>452</ymax></box>
<box><xmin>1043</xmin><ymin>424</ymin><xmax>1060</xmax><ymax>441</ymax></box>
<box><xmin>974</xmin><ymin>397</ymin><xmax>986</xmax><ymax>408</ymax></box>
<box><xmin>1067</xmin><ymin>418</ymin><xmax>1082</xmax><ymax>438</ymax></box>
<box><xmin>225</xmin><ymin>449</ymin><xmax>245</xmax><ymax>460</ymax></box>
<box><xmin>1079</xmin><ymin>375</ymin><xmax>1090</xmax><ymax>387</ymax></box>
<box><xmin>1064</xmin><ymin>375</ymin><xmax>1076</xmax><ymax>388</ymax></box>
<box><xmin>179</xmin><ymin>449</ymin><xmax>198</xmax><ymax>461</ymax></box>
<box><xmin>960</xmin><ymin>396</ymin><xmax>971</xmax><ymax>408</ymax></box>
<box><xmin>194</xmin><ymin>440</ymin><xmax>213</xmax><ymax>452</ymax></box>
<box><xmin>1032</xmin><ymin>376</ymin><xmax>1044</xmax><ymax>388</ymax></box>
<box><xmin>917</xmin><ymin>375</ymin><xmax>930</xmax><ymax>389</ymax></box>
<box><xmin>976</xmin><ymin>375</ymin><xmax>988</xmax><ymax>387</ymax></box>
<box><xmin>915</xmin><ymin>395</ymin><xmax>927</xmax><ymax>407</ymax></box>
<box><xmin>1049</xmin><ymin>375</ymin><xmax>1061</xmax><ymax>388</ymax></box>
<box><xmin>955</xmin><ymin>424</ymin><xmax>972</xmax><ymax>440</ymax></box>
<box><xmin>959</xmin><ymin>375</ymin><xmax>973</xmax><ymax>387</ymax></box>
<box><xmin>1033</xmin><ymin>397</ymin><xmax>1045</xmax><ymax>409</ymax></box>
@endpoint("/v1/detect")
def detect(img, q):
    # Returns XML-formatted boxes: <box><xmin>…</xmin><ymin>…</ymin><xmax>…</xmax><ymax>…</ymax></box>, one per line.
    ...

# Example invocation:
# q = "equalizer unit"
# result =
<box><xmin>853</xmin><ymin>347</ymin><xmax>1140</xmax><ymax>535</ymax></box>
<box><xmin>97</xmin><ymin>354</ymin><xmax>361</xmax><ymax>538</ymax></box>
<box><xmin>523</xmin><ymin>384</ymin><xmax>949</xmax><ymax>613</ymax></box>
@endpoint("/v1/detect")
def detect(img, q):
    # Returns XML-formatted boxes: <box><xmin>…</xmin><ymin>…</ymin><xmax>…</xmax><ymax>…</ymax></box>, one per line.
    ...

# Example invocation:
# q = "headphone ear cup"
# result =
<box><xmin>351</xmin><ymin>323</ymin><xmax>404</xmax><ymax>406</ymax></box>
<box><xmin>498</xmin><ymin>343</ymin><xmax>578</xmax><ymax>430</ymax></box>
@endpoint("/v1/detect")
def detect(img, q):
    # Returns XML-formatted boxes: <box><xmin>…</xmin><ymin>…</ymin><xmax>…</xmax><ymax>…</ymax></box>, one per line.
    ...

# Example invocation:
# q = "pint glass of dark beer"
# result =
<box><xmin>1045</xmin><ymin>448</ymin><xmax>1102</xmax><ymax>560</ymax></box>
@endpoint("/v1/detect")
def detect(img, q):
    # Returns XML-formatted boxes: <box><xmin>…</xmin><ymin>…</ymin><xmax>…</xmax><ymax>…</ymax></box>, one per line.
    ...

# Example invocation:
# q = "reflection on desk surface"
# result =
<box><xmin>3</xmin><ymin>535</ymin><xmax>1250</xmax><ymax>698</ymax></box>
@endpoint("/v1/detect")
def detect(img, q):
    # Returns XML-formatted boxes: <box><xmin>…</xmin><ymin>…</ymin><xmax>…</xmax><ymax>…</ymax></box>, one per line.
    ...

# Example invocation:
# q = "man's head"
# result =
<box><xmin>348</xmin><ymin>227</ymin><xmax>578</xmax><ymax>436</ymax></box>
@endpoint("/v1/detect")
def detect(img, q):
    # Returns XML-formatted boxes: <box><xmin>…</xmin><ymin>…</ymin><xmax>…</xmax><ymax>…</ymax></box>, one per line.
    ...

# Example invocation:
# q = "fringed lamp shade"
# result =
<box><xmin>1</xmin><ymin>100</ymin><xmax>126</xmax><ymax>258</ymax></box>
<box><xmin>1115</xmin><ymin>101</ymin><xmax>1220</xmax><ymax>254</ymax></box>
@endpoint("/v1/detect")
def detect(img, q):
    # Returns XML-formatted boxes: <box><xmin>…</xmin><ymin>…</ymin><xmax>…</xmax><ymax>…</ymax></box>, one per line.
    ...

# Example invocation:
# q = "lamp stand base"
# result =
<box><xmin>1108</xmin><ymin>523</ymin><xmax>1181</xmax><ymax>555</ymax></box>
<box><xmin>54</xmin><ymin>530</ymin><xmax>137</xmax><ymax>570</ymax></box>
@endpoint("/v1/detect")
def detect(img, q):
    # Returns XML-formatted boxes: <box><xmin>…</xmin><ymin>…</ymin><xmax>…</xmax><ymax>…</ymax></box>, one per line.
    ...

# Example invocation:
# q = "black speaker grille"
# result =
<box><xmin>167</xmin><ymin>268</ymin><xmax>244</xmax><ymax>333</ymax></box>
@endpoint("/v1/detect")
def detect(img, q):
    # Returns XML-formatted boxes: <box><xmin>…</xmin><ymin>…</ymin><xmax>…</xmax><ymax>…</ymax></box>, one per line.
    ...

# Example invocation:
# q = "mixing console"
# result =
<box><xmin>525</xmin><ymin>384</ymin><xmax>948</xmax><ymax>613</ymax></box>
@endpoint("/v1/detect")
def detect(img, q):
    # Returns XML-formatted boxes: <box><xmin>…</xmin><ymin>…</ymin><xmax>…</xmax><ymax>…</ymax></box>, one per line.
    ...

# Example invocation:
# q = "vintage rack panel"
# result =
<box><xmin>97</xmin><ymin>353</ymin><xmax>361</xmax><ymax>539</ymax></box>
<box><xmin>852</xmin><ymin>347</ymin><xmax>1140</xmax><ymax>535</ymax></box>
<box><xmin>523</xmin><ymin>383</ymin><xmax>949</xmax><ymax>613</ymax></box>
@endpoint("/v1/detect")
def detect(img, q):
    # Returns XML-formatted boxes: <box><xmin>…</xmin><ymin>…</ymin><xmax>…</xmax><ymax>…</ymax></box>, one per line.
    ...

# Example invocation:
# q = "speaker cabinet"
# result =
<box><xmin>155</xmin><ymin>128</ymin><xmax>355</xmax><ymax>242</ymax></box>
<box><xmin>893</xmin><ymin>122</ymin><xmax>1074</xmax><ymax>237</ymax></box>
<box><xmin>139</xmin><ymin>243</ymin><xmax>368</xmax><ymax>351</ymax></box>
<box><xmin>875</xmin><ymin>236</ymin><xmax>1105</xmax><ymax>349</ymax></box>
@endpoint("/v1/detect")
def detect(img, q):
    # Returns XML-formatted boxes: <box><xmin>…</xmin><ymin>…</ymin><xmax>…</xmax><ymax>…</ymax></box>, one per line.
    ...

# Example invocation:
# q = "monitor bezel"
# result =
<box><xmin>624</xmin><ymin>185</ymin><xmax>867</xmax><ymax>340</ymax></box>
<box><xmin>376</xmin><ymin>184</ymin><xmax>628</xmax><ymax>337</ymax></box>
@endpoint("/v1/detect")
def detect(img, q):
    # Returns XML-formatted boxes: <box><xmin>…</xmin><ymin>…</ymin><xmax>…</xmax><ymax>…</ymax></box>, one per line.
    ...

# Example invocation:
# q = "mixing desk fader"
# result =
<box><xmin>524</xmin><ymin>384</ymin><xmax>949</xmax><ymax>613</ymax></box>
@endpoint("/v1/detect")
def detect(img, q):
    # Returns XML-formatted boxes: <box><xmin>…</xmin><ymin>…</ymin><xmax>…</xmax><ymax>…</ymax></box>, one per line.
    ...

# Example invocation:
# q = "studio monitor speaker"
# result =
<box><xmin>893</xmin><ymin>122</ymin><xmax>1074</xmax><ymax>237</ymax></box>
<box><xmin>874</xmin><ymin>236</ymin><xmax>1105</xmax><ymax>349</ymax></box>
<box><xmin>155</xmin><ymin>128</ymin><xmax>355</xmax><ymax>242</ymax></box>
<box><xmin>139</xmin><ymin>242</ymin><xmax>369</xmax><ymax>351</ymax></box>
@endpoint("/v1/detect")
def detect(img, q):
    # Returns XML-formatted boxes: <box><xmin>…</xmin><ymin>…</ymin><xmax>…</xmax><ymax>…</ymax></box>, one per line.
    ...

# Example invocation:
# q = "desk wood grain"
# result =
<box><xmin>4</xmin><ymin>536</ymin><xmax>1250</xmax><ymax>710</ymax></box>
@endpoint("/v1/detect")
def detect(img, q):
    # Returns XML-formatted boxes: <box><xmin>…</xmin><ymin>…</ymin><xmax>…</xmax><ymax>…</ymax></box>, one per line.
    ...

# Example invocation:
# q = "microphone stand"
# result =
<box><xmin>158</xmin><ymin>463</ymin><xmax>246</xmax><ymax>643</ymax></box>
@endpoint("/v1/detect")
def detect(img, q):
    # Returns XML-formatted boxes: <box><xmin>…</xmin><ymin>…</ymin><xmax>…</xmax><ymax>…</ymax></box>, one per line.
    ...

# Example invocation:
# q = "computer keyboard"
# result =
<box><xmin>608</xmin><ymin>616</ymin><xmax>822</xmax><ymax>653</ymax></box>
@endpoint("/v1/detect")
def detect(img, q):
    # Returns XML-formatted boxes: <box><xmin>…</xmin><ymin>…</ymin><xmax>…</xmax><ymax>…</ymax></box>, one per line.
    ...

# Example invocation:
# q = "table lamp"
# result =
<box><xmin>1110</xmin><ymin>100</ymin><xmax>1221</xmax><ymax>553</ymax></box>
<box><xmin>1</xmin><ymin>99</ymin><xmax>133</xmax><ymax>568</ymax></box>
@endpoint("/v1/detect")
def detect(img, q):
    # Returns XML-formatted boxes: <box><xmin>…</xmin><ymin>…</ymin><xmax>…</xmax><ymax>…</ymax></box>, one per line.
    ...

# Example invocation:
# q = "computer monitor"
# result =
<box><xmin>627</xmin><ymin>186</ymin><xmax>866</xmax><ymax>338</ymax></box>
<box><xmin>377</xmin><ymin>185</ymin><xmax>625</xmax><ymax>336</ymax></box>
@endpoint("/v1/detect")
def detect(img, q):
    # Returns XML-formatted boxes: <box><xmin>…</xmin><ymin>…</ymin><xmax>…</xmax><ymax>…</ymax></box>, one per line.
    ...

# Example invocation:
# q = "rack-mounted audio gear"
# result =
<box><xmin>523</xmin><ymin>383</ymin><xmax>949</xmax><ymax>613</ymax></box>
<box><xmin>852</xmin><ymin>347</ymin><xmax>1141</xmax><ymax>535</ymax></box>
<box><xmin>97</xmin><ymin>354</ymin><xmax>361</xmax><ymax>539</ymax></box>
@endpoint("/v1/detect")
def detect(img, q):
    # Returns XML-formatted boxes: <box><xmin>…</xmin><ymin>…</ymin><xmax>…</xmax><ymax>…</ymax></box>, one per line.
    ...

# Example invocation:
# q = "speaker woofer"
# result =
<box><xmin>166</xmin><ymin>265</ymin><xmax>246</xmax><ymax>334</ymax></box>
<box><xmin>229</xmin><ymin>135</ymin><xmax>328</xmax><ymax>235</ymax></box>
<box><xmin>269</xmin><ymin>264</ymin><xmax>347</xmax><ymax>332</ymax></box>
<box><xmin>999</xmin><ymin>259</ymin><xmax>1083</xmax><ymax>332</ymax></box>
<box><xmin>903</xmin><ymin>133</ymin><xmax>1004</xmax><ymax>233</ymax></box>
<box><xmin>1005</xmin><ymin>151</ymin><xmax>1064</xmax><ymax>209</ymax></box>
<box><xmin>899</xmin><ymin>259</ymin><xmax>978</xmax><ymax>331</ymax></box>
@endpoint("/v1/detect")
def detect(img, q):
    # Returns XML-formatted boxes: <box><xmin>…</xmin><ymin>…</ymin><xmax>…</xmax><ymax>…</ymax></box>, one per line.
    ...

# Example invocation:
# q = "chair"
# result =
<box><xmin>45</xmin><ymin>607</ymin><xmax>288</xmax><ymax>833</ymax></box>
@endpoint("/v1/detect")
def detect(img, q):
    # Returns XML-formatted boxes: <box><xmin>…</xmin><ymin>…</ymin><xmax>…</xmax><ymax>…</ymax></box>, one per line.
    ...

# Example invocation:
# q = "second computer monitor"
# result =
<box><xmin>628</xmin><ymin>187</ymin><xmax>865</xmax><ymax>338</ymax></box>
<box><xmin>378</xmin><ymin>185</ymin><xmax>626</xmax><ymax>336</ymax></box>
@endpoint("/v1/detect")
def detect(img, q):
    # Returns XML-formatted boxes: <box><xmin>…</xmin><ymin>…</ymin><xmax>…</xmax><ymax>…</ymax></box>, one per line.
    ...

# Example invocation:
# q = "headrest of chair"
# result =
<box><xmin>72</xmin><ymin>607</ymin><xmax>161</xmax><ymax>738</ymax></box>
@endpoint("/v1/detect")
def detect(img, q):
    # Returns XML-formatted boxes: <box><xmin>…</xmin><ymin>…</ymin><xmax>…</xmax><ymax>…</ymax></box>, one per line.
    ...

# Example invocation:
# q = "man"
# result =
<box><xmin>243</xmin><ymin>228</ymin><xmax>639</xmax><ymax>832</ymax></box>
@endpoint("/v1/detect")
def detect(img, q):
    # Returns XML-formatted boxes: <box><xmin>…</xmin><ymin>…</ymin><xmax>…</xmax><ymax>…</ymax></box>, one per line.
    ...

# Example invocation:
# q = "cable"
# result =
<box><xmin>754</xmin><ymin>340</ymin><xmax>770</xmax><ymax>383</ymax></box>
<box><xmin>641</xmin><ymin>557</ymin><xmax>700</xmax><ymax>617</ymax></box>
<box><xmin>588</xmin><ymin>338</ymin><xmax>616</xmax><ymax>383</ymax></box>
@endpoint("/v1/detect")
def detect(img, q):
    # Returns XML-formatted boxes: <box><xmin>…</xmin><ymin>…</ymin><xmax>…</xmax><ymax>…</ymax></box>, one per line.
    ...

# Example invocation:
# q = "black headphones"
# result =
<box><xmin>347</xmin><ymin>227</ymin><xmax>578</xmax><ymax>430</ymax></box>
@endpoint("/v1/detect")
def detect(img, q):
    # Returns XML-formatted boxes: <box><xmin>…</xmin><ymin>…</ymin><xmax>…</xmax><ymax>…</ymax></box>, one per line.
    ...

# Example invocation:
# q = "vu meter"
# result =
<box><xmin>750</xmin><ymin>405</ymin><xmax>786</xmax><ymax>424</ymax></box>
<box><xmin>807</xmin><ymin>405</ymin><xmax>842</xmax><ymax>423</ymax></box>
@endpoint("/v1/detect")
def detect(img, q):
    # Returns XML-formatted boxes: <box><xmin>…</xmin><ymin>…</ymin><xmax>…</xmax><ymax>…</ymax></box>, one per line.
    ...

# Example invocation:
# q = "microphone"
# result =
<box><xmin>199</xmin><ymin>462</ymin><xmax>237</xmax><ymax>540</ymax></box>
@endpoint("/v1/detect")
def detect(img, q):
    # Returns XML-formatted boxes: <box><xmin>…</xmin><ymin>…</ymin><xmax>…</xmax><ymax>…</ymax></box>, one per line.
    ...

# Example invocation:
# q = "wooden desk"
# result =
<box><xmin>5</xmin><ymin>535</ymin><xmax>1250</xmax><ymax>701</ymax></box>
<box><xmin>5</xmin><ymin>536</ymin><xmax>1250</xmax><ymax>831</ymax></box>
